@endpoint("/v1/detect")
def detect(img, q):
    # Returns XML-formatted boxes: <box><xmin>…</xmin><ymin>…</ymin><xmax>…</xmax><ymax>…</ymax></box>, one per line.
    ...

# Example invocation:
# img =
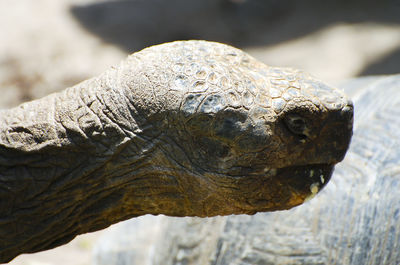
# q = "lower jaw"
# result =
<box><xmin>239</xmin><ymin>163</ymin><xmax>335</xmax><ymax>213</ymax></box>
<box><xmin>197</xmin><ymin>163</ymin><xmax>335</xmax><ymax>216</ymax></box>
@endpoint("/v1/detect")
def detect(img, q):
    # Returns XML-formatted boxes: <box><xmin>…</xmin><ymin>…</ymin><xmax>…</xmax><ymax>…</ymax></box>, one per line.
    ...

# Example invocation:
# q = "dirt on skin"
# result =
<box><xmin>1</xmin><ymin>0</ymin><xmax>400</xmax><ymax>264</ymax></box>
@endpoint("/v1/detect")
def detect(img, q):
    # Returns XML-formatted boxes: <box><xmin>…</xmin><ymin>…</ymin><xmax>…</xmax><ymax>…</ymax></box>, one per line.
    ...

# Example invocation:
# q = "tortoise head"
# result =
<box><xmin>175</xmin><ymin>69</ymin><xmax>353</xmax><ymax>214</ymax></box>
<box><xmin>126</xmin><ymin>41</ymin><xmax>354</xmax><ymax>216</ymax></box>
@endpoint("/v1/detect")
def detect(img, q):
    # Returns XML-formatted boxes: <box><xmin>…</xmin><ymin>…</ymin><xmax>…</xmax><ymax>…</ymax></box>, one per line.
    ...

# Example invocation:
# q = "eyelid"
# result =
<box><xmin>284</xmin><ymin>114</ymin><xmax>308</xmax><ymax>140</ymax></box>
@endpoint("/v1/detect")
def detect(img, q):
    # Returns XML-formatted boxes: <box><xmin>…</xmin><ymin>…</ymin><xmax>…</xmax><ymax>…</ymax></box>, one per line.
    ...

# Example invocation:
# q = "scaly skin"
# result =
<box><xmin>0</xmin><ymin>40</ymin><xmax>353</xmax><ymax>262</ymax></box>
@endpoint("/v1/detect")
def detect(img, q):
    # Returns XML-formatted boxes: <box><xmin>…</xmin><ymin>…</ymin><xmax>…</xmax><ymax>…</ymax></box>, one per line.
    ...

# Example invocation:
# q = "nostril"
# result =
<box><xmin>342</xmin><ymin>105</ymin><xmax>352</xmax><ymax>113</ymax></box>
<box><xmin>341</xmin><ymin>101</ymin><xmax>354</xmax><ymax>123</ymax></box>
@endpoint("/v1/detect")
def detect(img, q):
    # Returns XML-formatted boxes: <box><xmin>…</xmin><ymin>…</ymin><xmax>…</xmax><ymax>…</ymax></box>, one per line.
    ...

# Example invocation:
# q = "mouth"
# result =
<box><xmin>202</xmin><ymin>163</ymin><xmax>335</xmax><ymax>215</ymax></box>
<box><xmin>275</xmin><ymin>163</ymin><xmax>334</xmax><ymax>207</ymax></box>
<box><xmin>236</xmin><ymin>163</ymin><xmax>335</xmax><ymax>213</ymax></box>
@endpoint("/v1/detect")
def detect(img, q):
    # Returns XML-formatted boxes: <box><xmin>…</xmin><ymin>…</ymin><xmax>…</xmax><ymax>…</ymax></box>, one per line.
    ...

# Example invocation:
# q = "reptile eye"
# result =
<box><xmin>284</xmin><ymin>114</ymin><xmax>308</xmax><ymax>140</ymax></box>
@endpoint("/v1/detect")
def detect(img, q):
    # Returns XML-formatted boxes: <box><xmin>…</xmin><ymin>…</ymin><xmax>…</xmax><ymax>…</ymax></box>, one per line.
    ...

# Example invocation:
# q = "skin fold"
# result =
<box><xmin>0</xmin><ymin>40</ymin><xmax>353</xmax><ymax>262</ymax></box>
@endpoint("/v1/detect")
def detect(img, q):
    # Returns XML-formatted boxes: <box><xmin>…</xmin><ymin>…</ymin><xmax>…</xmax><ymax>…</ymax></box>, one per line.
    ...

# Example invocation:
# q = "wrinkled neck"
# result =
<box><xmin>0</xmin><ymin>73</ymin><xmax>173</xmax><ymax>262</ymax></box>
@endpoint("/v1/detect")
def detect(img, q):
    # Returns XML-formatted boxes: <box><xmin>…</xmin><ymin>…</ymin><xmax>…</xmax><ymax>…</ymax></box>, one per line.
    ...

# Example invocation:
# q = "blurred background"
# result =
<box><xmin>2</xmin><ymin>0</ymin><xmax>400</xmax><ymax>264</ymax></box>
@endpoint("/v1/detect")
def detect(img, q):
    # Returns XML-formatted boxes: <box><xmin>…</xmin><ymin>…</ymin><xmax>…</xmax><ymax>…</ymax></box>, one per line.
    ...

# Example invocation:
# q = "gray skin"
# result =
<box><xmin>0</xmin><ymin>40</ymin><xmax>353</xmax><ymax>262</ymax></box>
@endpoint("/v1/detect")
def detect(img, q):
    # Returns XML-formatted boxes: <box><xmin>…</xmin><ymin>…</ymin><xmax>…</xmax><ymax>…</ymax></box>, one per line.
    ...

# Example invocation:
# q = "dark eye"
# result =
<box><xmin>284</xmin><ymin>114</ymin><xmax>308</xmax><ymax>140</ymax></box>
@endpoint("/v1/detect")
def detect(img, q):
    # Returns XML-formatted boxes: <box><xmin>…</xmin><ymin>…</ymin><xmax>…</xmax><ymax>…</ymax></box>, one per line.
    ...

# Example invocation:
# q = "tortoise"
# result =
<box><xmin>0</xmin><ymin>40</ymin><xmax>353</xmax><ymax>263</ymax></box>
<box><xmin>94</xmin><ymin>75</ymin><xmax>400</xmax><ymax>265</ymax></box>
